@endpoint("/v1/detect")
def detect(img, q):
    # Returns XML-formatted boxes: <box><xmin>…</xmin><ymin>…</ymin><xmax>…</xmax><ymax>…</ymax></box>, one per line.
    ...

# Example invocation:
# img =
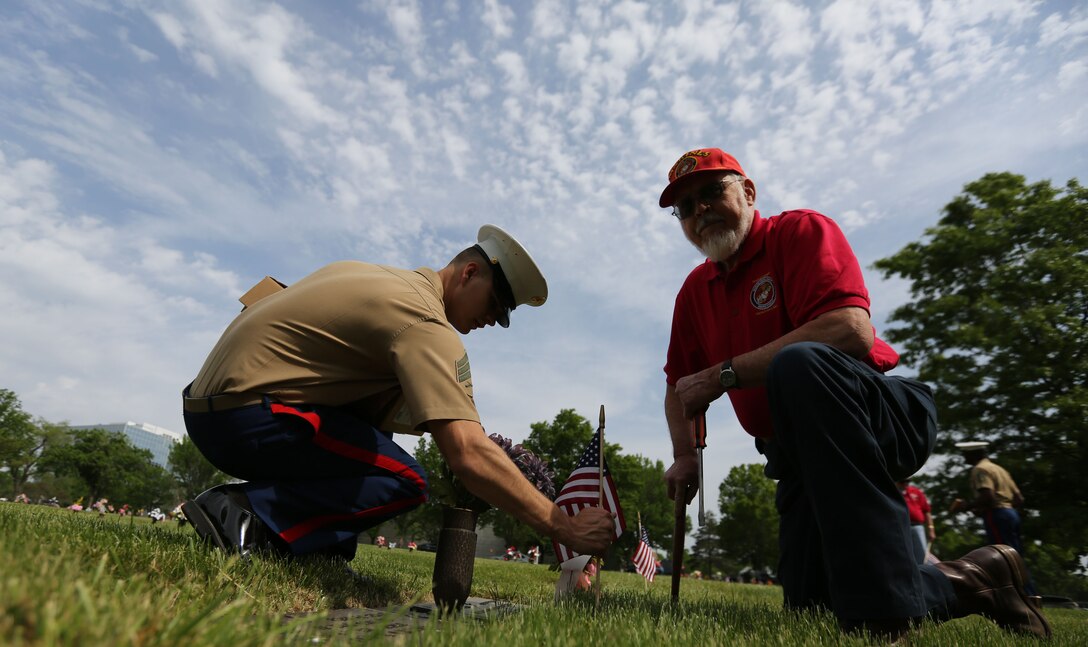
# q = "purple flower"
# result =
<box><xmin>433</xmin><ymin>433</ymin><xmax>556</xmax><ymax>511</ymax></box>
<box><xmin>490</xmin><ymin>433</ymin><xmax>556</xmax><ymax>500</ymax></box>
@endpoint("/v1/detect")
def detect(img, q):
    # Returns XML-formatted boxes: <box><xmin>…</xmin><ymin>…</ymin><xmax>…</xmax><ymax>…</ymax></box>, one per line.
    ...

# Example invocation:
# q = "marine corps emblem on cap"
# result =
<box><xmin>669</xmin><ymin>150</ymin><xmax>709</xmax><ymax>182</ymax></box>
<box><xmin>659</xmin><ymin>147</ymin><xmax>747</xmax><ymax>208</ymax></box>
<box><xmin>476</xmin><ymin>224</ymin><xmax>548</xmax><ymax>310</ymax></box>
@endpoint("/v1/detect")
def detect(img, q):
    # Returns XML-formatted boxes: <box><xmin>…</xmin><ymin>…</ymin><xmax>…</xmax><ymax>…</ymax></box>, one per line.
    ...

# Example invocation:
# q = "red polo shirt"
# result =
<box><xmin>901</xmin><ymin>484</ymin><xmax>931</xmax><ymax>525</ymax></box>
<box><xmin>664</xmin><ymin>209</ymin><xmax>899</xmax><ymax>439</ymax></box>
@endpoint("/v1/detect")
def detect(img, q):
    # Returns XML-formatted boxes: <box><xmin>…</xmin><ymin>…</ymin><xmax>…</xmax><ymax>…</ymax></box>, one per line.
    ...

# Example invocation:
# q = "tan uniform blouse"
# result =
<box><xmin>969</xmin><ymin>457</ymin><xmax>1022</xmax><ymax>509</ymax></box>
<box><xmin>189</xmin><ymin>261</ymin><xmax>478</xmax><ymax>434</ymax></box>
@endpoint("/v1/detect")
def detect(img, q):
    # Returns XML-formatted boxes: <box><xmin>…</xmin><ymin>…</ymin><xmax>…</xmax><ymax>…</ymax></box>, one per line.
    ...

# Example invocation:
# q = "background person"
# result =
<box><xmin>658</xmin><ymin>148</ymin><xmax>1050</xmax><ymax>639</ymax></box>
<box><xmin>180</xmin><ymin>224</ymin><xmax>616</xmax><ymax>570</ymax></box>
<box><xmin>950</xmin><ymin>440</ymin><xmax>1038</xmax><ymax>596</ymax></box>
<box><xmin>898</xmin><ymin>478</ymin><xmax>936</xmax><ymax>563</ymax></box>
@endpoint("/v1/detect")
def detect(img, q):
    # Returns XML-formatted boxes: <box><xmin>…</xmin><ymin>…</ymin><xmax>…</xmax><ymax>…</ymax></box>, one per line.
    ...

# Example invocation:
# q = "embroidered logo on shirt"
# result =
<box><xmin>455</xmin><ymin>353</ymin><xmax>472</xmax><ymax>384</ymax></box>
<box><xmin>750</xmin><ymin>275</ymin><xmax>777</xmax><ymax>311</ymax></box>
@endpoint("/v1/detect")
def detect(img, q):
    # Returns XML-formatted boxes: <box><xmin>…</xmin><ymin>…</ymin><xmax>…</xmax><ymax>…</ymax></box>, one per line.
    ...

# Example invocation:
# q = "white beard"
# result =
<box><xmin>699</xmin><ymin>228</ymin><xmax>743</xmax><ymax>263</ymax></box>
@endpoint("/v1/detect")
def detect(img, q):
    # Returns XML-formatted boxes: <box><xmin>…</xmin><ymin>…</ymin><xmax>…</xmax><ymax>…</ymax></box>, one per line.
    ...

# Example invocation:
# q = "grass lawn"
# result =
<box><xmin>1</xmin><ymin>502</ymin><xmax>1084</xmax><ymax>645</ymax></box>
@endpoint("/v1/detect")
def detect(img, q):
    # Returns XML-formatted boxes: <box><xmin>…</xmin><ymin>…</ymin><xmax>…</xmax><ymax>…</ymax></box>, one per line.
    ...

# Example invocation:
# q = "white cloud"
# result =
<box><xmin>117</xmin><ymin>27</ymin><xmax>159</xmax><ymax>63</ymax></box>
<box><xmin>1040</xmin><ymin>6</ymin><xmax>1088</xmax><ymax>47</ymax></box>
<box><xmin>556</xmin><ymin>33</ymin><xmax>592</xmax><ymax>76</ymax></box>
<box><xmin>0</xmin><ymin>144</ymin><xmax>242</xmax><ymax>431</ymax></box>
<box><xmin>493</xmin><ymin>50</ymin><xmax>530</xmax><ymax>94</ymax></box>
<box><xmin>481</xmin><ymin>0</ymin><xmax>515</xmax><ymax>40</ymax></box>
<box><xmin>385</xmin><ymin>0</ymin><xmax>423</xmax><ymax>50</ymax></box>
<box><xmin>1057</xmin><ymin>59</ymin><xmax>1087</xmax><ymax>89</ymax></box>
<box><xmin>153</xmin><ymin>1</ymin><xmax>341</xmax><ymax>127</ymax></box>
<box><xmin>669</xmin><ymin>76</ymin><xmax>711</xmax><ymax>130</ymax></box>
<box><xmin>530</xmin><ymin>0</ymin><xmax>569</xmax><ymax>41</ymax></box>
<box><xmin>756</xmin><ymin>0</ymin><xmax>816</xmax><ymax>61</ymax></box>
<box><xmin>148</xmin><ymin>12</ymin><xmax>186</xmax><ymax>48</ymax></box>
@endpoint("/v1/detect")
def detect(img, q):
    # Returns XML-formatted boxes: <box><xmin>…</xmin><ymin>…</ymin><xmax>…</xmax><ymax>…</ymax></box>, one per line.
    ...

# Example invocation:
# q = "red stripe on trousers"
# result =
<box><xmin>984</xmin><ymin>509</ymin><xmax>1005</xmax><ymax>544</ymax></box>
<box><xmin>268</xmin><ymin>403</ymin><xmax>429</xmax><ymax>545</ymax></box>
<box><xmin>269</xmin><ymin>403</ymin><xmax>427</xmax><ymax>492</ymax></box>
<box><xmin>279</xmin><ymin>495</ymin><xmax>427</xmax><ymax>544</ymax></box>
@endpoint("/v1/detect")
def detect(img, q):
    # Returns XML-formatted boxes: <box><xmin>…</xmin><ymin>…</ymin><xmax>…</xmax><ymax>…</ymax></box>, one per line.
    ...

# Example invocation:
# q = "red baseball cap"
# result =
<box><xmin>658</xmin><ymin>148</ymin><xmax>746</xmax><ymax>208</ymax></box>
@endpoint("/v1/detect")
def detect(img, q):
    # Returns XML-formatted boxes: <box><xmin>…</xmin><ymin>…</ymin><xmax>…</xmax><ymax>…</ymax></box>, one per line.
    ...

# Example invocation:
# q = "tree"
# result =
<box><xmin>402</xmin><ymin>436</ymin><xmax>451</xmax><ymax>542</ymax></box>
<box><xmin>691</xmin><ymin>511</ymin><xmax>730</xmax><ymax>577</ymax></box>
<box><xmin>0</xmin><ymin>390</ymin><xmax>67</xmax><ymax>498</ymax></box>
<box><xmin>44</xmin><ymin>427</ymin><xmax>167</xmax><ymax>505</ymax></box>
<box><xmin>717</xmin><ymin>463</ymin><xmax>778</xmax><ymax>572</ymax></box>
<box><xmin>115</xmin><ymin>460</ymin><xmax>177</xmax><ymax>510</ymax></box>
<box><xmin>168</xmin><ymin>436</ymin><xmax>230</xmax><ymax>500</ymax></box>
<box><xmin>522</xmin><ymin>408</ymin><xmax>599</xmax><ymax>482</ymax></box>
<box><xmin>523</xmin><ymin>409</ymin><xmax>677</xmax><ymax>567</ymax></box>
<box><xmin>607</xmin><ymin>452</ymin><xmax>675</xmax><ymax>568</ymax></box>
<box><xmin>874</xmin><ymin>172</ymin><xmax>1088</xmax><ymax>597</ymax></box>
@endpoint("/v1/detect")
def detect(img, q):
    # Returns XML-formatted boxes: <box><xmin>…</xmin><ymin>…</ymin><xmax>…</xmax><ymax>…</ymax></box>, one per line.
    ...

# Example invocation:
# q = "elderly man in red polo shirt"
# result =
<box><xmin>658</xmin><ymin>148</ymin><xmax>1050</xmax><ymax>639</ymax></box>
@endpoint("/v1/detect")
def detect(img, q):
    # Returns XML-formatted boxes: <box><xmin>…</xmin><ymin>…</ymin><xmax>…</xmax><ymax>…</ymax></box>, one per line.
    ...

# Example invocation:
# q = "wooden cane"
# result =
<box><xmin>670</xmin><ymin>491</ymin><xmax>686</xmax><ymax>604</ymax></box>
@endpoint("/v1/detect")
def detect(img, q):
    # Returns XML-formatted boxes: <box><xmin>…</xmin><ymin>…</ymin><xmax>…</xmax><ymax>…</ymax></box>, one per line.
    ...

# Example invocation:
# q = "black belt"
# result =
<box><xmin>183</xmin><ymin>392</ymin><xmax>265</xmax><ymax>413</ymax></box>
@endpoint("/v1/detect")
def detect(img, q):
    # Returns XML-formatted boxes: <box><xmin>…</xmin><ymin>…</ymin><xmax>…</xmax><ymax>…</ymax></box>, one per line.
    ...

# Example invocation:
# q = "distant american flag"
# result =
<box><xmin>632</xmin><ymin>523</ymin><xmax>656</xmax><ymax>582</ymax></box>
<box><xmin>551</xmin><ymin>428</ymin><xmax>626</xmax><ymax>563</ymax></box>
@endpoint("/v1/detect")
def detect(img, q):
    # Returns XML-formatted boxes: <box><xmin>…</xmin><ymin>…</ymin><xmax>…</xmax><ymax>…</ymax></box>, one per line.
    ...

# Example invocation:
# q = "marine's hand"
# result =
<box><xmin>674</xmin><ymin>366</ymin><xmax>724</xmax><ymax>419</ymax></box>
<box><xmin>560</xmin><ymin>506</ymin><xmax>616</xmax><ymax>555</ymax></box>
<box><xmin>665</xmin><ymin>455</ymin><xmax>700</xmax><ymax>504</ymax></box>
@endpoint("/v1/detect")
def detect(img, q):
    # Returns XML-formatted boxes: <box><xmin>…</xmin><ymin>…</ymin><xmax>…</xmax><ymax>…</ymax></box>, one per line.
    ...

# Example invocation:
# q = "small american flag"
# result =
<box><xmin>632</xmin><ymin>523</ymin><xmax>656</xmax><ymax>582</ymax></box>
<box><xmin>551</xmin><ymin>428</ymin><xmax>626</xmax><ymax>563</ymax></box>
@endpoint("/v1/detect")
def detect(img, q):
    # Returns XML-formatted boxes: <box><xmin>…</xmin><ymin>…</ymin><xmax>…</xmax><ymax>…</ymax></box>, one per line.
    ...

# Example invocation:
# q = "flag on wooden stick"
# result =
<box><xmin>551</xmin><ymin>427</ymin><xmax>626</xmax><ymax>563</ymax></box>
<box><xmin>632</xmin><ymin>518</ymin><xmax>657</xmax><ymax>582</ymax></box>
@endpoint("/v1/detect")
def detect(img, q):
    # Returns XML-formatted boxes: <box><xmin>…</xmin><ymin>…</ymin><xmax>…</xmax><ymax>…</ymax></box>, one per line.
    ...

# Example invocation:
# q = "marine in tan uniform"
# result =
<box><xmin>951</xmin><ymin>440</ymin><xmax>1038</xmax><ymax>595</ymax></box>
<box><xmin>180</xmin><ymin>225</ymin><xmax>616</xmax><ymax>565</ymax></box>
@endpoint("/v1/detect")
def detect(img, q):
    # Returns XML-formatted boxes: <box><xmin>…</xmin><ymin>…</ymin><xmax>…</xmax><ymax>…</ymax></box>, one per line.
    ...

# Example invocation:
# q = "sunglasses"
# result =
<box><xmin>672</xmin><ymin>176</ymin><xmax>746</xmax><ymax>220</ymax></box>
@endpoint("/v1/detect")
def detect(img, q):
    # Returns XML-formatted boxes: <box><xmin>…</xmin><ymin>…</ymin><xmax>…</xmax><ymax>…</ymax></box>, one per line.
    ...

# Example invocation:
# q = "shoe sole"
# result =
<box><xmin>991</xmin><ymin>544</ymin><xmax>1052</xmax><ymax>638</ymax></box>
<box><xmin>181</xmin><ymin>500</ymin><xmax>229</xmax><ymax>552</ymax></box>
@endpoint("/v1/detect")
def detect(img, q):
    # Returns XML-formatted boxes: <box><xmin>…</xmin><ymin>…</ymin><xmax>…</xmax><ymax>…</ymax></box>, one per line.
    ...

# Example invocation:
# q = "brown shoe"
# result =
<box><xmin>935</xmin><ymin>544</ymin><xmax>1052</xmax><ymax>639</ymax></box>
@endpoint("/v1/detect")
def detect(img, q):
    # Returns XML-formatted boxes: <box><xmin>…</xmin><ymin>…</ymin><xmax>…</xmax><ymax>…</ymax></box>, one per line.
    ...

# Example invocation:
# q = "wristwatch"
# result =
<box><xmin>719</xmin><ymin>359</ymin><xmax>738</xmax><ymax>390</ymax></box>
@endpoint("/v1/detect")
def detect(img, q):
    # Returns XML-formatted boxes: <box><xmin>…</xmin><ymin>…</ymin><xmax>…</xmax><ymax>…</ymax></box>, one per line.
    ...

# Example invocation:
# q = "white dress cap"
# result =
<box><xmin>476</xmin><ymin>224</ymin><xmax>548</xmax><ymax>308</ymax></box>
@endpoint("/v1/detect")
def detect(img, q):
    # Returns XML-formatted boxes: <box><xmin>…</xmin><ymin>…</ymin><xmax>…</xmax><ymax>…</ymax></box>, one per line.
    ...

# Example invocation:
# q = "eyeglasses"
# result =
<box><xmin>672</xmin><ymin>176</ymin><xmax>746</xmax><ymax>220</ymax></box>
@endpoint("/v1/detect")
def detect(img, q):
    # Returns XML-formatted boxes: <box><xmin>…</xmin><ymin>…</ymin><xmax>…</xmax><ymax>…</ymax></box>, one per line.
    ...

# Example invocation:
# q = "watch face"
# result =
<box><xmin>719</xmin><ymin>365</ymin><xmax>737</xmax><ymax>389</ymax></box>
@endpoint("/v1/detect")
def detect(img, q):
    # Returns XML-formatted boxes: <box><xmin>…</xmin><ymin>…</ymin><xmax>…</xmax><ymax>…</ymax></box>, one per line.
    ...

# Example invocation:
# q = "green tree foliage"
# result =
<box><xmin>168</xmin><ymin>436</ymin><xmax>230</xmax><ymax>500</ymax></box>
<box><xmin>44</xmin><ymin>427</ymin><xmax>173</xmax><ymax>507</ymax></box>
<box><xmin>523</xmin><ymin>409</ymin><xmax>675</xmax><ymax>567</ymax></box>
<box><xmin>522</xmin><ymin>408</ymin><xmax>598</xmax><ymax>482</ymax></box>
<box><xmin>0</xmin><ymin>390</ymin><xmax>67</xmax><ymax>499</ymax></box>
<box><xmin>717</xmin><ymin>463</ymin><xmax>778</xmax><ymax>572</ymax></box>
<box><xmin>396</xmin><ymin>436</ymin><xmax>447</xmax><ymax>543</ymax></box>
<box><xmin>608</xmin><ymin>452</ymin><xmax>673</xmax><ymax>568</ymax></box>
<box><xmin>874</xmin><ymin>172</ymin><xmax>1088</xmax><ymax>596</ymax></box>
<box><xmin>690</xmin><ymin>511</ymin><xmax>732</xmax><ymax>578</ymax></box>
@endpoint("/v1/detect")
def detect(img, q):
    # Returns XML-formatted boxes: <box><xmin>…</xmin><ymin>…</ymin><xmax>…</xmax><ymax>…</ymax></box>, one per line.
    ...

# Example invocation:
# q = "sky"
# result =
<box><xmin>1</xmin><ymin>0</ymin><xmax>1085</xmax><ymax>533</ymax></box>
